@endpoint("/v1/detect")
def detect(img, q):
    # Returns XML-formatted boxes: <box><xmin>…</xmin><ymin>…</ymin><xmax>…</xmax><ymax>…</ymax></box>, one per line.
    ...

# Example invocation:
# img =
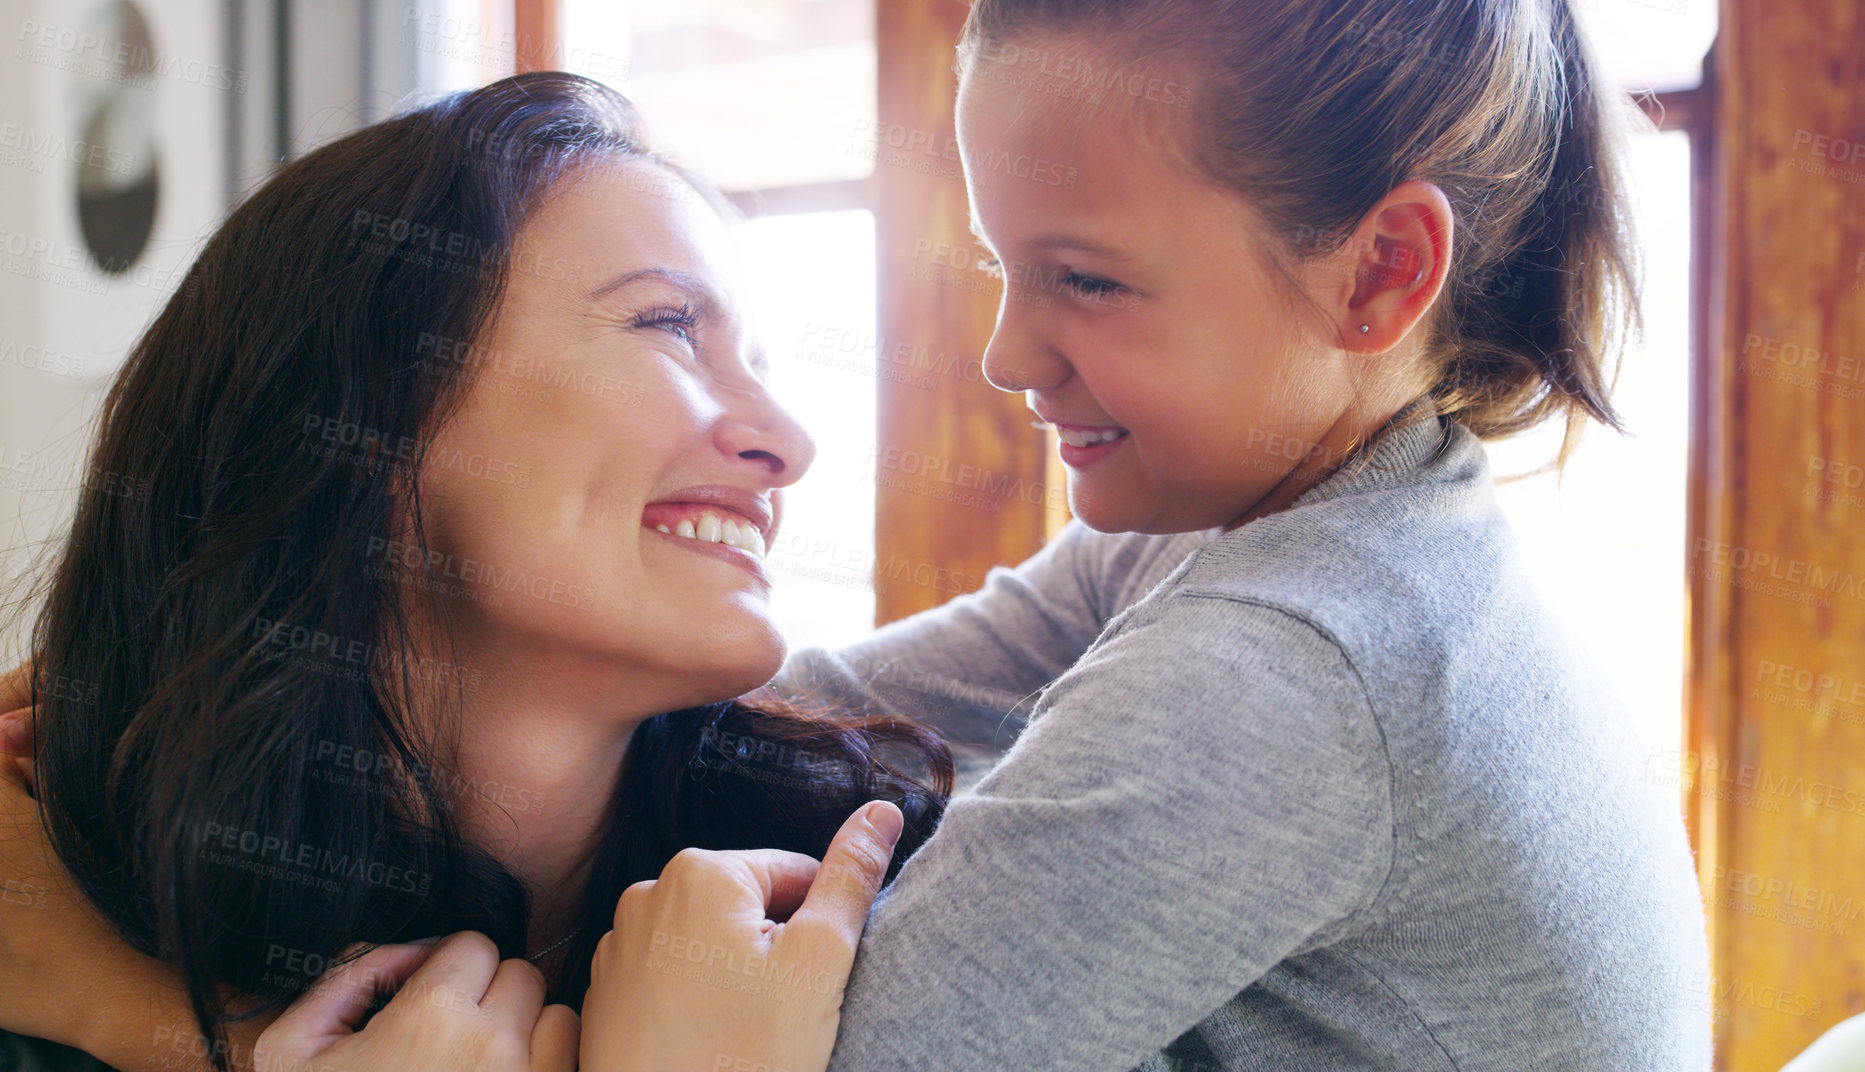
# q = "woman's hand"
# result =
<box><xmin>254</xmin><ymin>934</ymin><xmax>578</xmax><ymax>1072</ymax></box>
<box><xmin>580</xmin><ymin>800</ymin><xmax>905</xmax><ymax>1072</ymax></box>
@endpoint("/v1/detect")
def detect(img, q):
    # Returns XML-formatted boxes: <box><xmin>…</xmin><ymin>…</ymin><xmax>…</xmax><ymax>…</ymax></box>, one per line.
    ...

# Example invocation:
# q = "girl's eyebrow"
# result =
<box><xmin>1031</xmin><ymin>233</ymin><xmax>1133</xmax><ymax>261</ymax></box>
<box><xmin>966</xmin><ymin>217</ymin><xmax>1133</xmax><ymax>263</ymax></box>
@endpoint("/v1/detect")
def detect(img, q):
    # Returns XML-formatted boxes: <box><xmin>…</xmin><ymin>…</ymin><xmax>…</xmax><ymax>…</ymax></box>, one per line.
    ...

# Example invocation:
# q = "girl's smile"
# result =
<box><xmin>1038</xmin><ymin>413</ymin><xmax>1131</xmax><ymax>468</ymax></box>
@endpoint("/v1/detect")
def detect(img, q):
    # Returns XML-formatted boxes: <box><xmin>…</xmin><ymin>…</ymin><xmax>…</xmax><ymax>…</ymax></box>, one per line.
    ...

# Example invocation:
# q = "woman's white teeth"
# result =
<box><xmin>1057</xmin><ymin>427</ymin><xmax>1127</xmax><ymax>448</ymax></box>
<box><xmin>659</xmin><ymin>511</ymin><xmax>766</xmax><ymax>558</ymax></box>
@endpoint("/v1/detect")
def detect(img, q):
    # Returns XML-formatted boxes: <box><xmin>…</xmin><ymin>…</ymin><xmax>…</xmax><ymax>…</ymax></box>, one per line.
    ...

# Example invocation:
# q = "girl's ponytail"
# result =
<box><xmin>1433</xmin><ymin>0</ymin><xmax>1641</xmax><ymax>461</ymax></box>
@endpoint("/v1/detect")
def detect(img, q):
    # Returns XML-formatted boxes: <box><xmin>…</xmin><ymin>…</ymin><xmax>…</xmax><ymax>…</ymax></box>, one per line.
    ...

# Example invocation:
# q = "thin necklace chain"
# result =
<box><xmin>528</xmin><ymin>926</ymin><xmax>582</xmax><ymax>963</ymax></box>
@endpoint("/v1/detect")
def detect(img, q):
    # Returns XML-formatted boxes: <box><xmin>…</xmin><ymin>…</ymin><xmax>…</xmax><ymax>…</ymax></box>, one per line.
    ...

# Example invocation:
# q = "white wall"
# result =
<box><xmin>0</xmin><ymin>0</ymin><xmax>228</xmax><ymax>661</ymax></box>
<box><xmin>0</xmin><ymin>0</ymin><xmax>444</xmax><ymax>661</ymax></box>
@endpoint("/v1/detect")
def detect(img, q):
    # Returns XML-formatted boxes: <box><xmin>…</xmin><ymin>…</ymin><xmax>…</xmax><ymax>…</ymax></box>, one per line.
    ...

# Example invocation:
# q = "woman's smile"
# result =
<box><xmin>642</xmin><ymin>495</ymin><xmax>774</xmax><ymax>586</ymax></box>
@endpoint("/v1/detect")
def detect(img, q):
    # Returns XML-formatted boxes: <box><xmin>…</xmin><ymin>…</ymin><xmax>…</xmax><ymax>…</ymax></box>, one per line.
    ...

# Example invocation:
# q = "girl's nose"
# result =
<box><xmin>981</xmin><ymin>307</ymin><xmax>1069</xmax><ymax>393</ymax></box>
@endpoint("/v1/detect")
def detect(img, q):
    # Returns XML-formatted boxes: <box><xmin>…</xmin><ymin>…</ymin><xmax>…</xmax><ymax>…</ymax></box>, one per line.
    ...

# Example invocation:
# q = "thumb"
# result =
<box><xmin>788</xmin><ymin>801</ymin><xmax>904</xmax><ymax>951</ymax></box>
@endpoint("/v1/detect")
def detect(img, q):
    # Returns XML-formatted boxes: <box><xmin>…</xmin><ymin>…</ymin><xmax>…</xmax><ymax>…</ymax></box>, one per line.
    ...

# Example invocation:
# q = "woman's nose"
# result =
<box><xmin>715</xmin><ymin>386</ymin><xmax>817</xmax><ymax>488</ymax></box>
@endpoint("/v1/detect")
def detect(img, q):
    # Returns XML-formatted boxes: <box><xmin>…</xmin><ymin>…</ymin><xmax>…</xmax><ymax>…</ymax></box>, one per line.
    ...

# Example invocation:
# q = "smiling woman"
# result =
<box><xmin>411</xmin><ymin>152</ymin><xmax>815</xmax><ymax>714</ymax></box>
<box><xmin>0</xmin><ymin>71</ymin><xmax>947</xmax><ymax>1072</ymax></box>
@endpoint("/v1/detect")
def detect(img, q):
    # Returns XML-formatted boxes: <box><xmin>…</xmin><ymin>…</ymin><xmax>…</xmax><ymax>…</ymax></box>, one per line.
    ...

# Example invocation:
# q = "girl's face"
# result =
<box><xmin>414</xmin><ymin>161</ymin><xmax>815</xmax><ymax>714</ymax></box>
<box><xmin>956</xmin><ymin>42</ymin><xmax>1361</xmax><ymax>535</ymax></box>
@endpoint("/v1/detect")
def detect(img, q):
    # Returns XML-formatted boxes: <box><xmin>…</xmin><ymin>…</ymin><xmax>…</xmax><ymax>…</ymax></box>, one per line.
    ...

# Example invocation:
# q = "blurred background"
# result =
<box><xmin>0</xmin><ymin>0</ymin><xmax>1709</xmax><ymax>740</ymax></box>
<box><xmin>0</xmin><ymin>3</ymin><xmax>1858</xmax><ymax>1068</ymax></box>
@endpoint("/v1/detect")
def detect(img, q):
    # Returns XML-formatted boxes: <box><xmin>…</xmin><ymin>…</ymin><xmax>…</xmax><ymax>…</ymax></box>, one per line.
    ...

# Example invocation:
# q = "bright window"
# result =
<box><xmin>739</xmin><ymin>210</ymin><xmax>878</xmax><ymax>651</ymax></box>
<box><xmin>1487</xmin><ymin>5</ymin><xmax>1713</xmax><ymax>753</ymax></box>
<box><xmin>1574</xmin><ymin>0</ymin><xmax>1716</xmax><ymax>93</ymax></box>
<box><xmin>1487</xmin><ymin>129</ymin><xmax>1693</xmax><ymax>752</ymax></box>
<box><xmin>562</xmin><ymin>0</ymin><xmax>875</xmax><ymax>191</ymax></box>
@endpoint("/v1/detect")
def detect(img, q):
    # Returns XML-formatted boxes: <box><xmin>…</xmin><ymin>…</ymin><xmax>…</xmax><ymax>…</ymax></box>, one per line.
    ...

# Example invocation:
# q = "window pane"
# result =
<box><xmin>738</xmin><ymin>210</ymin><xmax>878</xmax><ymax>651</ymax></box>
<box><xmin>1488</xmin><ymin>128</ymin><xmax>1693</xmax><ymax>753</ymax></box>
<box><xmin>564</xmin><ymin>0</ymin><xmax>876</xmax><ymax>191</ymax></box>
<box><xmin>1575</xmin><ymin>0</ymin><xmax>1716</xmax><ymax>93</ymax></box>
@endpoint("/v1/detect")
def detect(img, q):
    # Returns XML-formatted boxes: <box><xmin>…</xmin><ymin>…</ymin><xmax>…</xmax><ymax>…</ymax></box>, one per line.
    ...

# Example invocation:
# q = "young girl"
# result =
<box><xmin>575</xmin><ymin>0</ymin><xmax>1711</xmax><ymax>1069</ymax></box>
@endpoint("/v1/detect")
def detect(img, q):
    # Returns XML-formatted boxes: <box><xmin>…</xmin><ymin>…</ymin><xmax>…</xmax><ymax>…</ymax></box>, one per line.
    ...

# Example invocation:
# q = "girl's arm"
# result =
<box><xmin>820</xmin><ymin>596</ymin><xmax>1394</xmax><ymax>1070</ymax></box>
<box><xmin>771</xmin><ymin>521</ymin><xmax>1213</xmax><ymax>754</ymax></box>
<box><xmin>0</xmin><ymin>728</ymin><xmax>274</xmax><ymax>1072</ymax></box>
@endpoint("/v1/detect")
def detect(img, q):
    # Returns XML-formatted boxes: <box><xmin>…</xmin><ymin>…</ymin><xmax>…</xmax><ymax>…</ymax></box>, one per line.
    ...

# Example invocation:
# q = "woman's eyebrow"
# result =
<box><xmin>586</xmin><ymin>265</ymin><xmax>719</xmax><ymax>313</ymax></box>
<box><xmin>590</xmin><ymin>264</ymin><xmax>766</xmax><ymax>372</ymax></box>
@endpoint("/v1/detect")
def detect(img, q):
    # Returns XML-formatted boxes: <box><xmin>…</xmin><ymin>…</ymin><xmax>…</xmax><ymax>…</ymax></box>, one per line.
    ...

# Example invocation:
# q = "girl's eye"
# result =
<box><xmin>1062</xmin><ymin>270</ymin><xmax>1120</xmax><ymax>299</ymax></box>
<box><xmin>633</xmin><ymin>303</ymin><xmax>700</xmax><ymax>347</ymax></box>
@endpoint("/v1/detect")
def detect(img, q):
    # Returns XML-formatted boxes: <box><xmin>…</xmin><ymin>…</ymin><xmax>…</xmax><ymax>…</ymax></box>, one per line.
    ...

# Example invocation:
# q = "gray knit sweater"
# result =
<box><xmin>776</xmin><ymin>405</ymin><xmax>1712</xmax><ymax>1071</ymax></box>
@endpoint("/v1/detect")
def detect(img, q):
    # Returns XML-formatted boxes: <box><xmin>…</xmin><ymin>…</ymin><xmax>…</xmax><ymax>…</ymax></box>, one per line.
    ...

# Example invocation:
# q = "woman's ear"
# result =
<box><xmin>1326</xmin><ymin>180</ymin><xmax>1455</xmax><ymax>354</ymax></box>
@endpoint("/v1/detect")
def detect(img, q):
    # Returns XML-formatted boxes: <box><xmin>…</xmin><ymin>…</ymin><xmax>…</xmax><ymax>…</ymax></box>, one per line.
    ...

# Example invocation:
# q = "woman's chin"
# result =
<box><xmin>682</xmin><ymin>633</ymin><xmax>788</xmax><ymax>705</ymax></box>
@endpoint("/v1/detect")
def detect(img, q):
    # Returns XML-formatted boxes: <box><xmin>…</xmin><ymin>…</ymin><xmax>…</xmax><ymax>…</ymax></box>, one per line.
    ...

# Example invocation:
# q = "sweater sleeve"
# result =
<box><xmin>823</xmin><ymin>595</ymin><xmax>1395</xmax><ymax>1072</ymax></box>
<box><xmin>771</xmin><ymin>522</ymin><xmax>1206</xmax><ymax>754</ymax></box>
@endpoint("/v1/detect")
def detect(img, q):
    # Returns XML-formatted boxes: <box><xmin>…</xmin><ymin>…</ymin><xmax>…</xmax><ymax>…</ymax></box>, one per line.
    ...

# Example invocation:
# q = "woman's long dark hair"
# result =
<box><xmin>25</xmin><ymin>71</ymin><xmax>949</xmax><ymax>1066</ymax></box>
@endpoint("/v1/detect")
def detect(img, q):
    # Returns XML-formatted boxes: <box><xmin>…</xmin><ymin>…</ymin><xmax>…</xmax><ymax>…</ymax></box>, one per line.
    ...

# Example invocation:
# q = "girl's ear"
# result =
<box><xmin>1329</xmin><ymin>180</ymin><xmax>1455</xmax><ymax>355</ymax></box>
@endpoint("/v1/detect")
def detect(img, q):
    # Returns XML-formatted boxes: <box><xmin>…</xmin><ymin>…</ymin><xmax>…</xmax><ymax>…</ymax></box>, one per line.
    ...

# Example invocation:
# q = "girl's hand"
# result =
<box><xmin>255</xmin><ymin>934</ymin><xmax>579</xmax><ymax>1072</ymax></box>
<box><xmin>580</xmin><ymin>800</ymin><xmax>904</xmax><ymax>1072</ymax></box>
<box><xmin>1</xmin><ymin>712</ymin><xmax>266</xmax><ymax>1072</ymax></box>
<box><xmin>0</xmin><ymin>714</ymin><xmax>89</xmax><ymax>1047</ymax></box>
<box><xmin>0</xmin><ymin>663</ymin><xmax>27</xmax><ymax>714</ymax></box>
<box><xmin>0</xmin><ymin>706</ymin><xmax>36</xmax><ymax>790</ymax></box>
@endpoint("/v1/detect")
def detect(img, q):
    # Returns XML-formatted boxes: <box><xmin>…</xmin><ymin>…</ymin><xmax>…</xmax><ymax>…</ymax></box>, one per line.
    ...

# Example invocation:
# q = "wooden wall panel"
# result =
<box><xmin>513</xmin><ymin>0</ymin><xmax>561</xmax><ymax>74</ymax></box>
<box><xmin>1696</xmin><ymin>1</ymin><xmax>1865</xmax><ymax>1067</ymax></box>
<box><xmin>872</xmin><ymin>0</ymin><xmax>1049</xmax><ymax>623</ymax></box>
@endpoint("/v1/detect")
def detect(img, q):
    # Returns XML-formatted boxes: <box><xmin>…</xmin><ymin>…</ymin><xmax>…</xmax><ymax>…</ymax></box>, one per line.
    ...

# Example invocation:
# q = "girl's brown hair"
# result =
<box><xmin>961</xmin><ymin>0</ymin><xmax>1644</xmax><ymax>466</ymax></box>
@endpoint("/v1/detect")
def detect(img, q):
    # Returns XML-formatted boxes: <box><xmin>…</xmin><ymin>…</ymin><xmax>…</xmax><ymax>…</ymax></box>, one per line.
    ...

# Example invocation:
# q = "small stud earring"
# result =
<box><xmin>1359</xmin><ymin>324</ymin><xmax>1371</xmax><ymax>334</ymax></box>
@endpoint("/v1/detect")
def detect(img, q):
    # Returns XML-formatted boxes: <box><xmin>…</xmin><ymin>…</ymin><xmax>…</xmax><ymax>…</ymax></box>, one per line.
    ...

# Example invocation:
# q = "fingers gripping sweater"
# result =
<box><xmin>774</xmin><ymin>405</ymin><xmax>1712</xmax><ymax>1072</ymax></box>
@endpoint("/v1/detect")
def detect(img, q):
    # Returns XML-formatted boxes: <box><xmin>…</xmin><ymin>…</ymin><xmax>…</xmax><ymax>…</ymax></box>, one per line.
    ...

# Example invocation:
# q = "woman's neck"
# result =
<box><xmin>425</xmin><ymin>632</ymin><xmax>666</xmax><ymax>961</ymax></box>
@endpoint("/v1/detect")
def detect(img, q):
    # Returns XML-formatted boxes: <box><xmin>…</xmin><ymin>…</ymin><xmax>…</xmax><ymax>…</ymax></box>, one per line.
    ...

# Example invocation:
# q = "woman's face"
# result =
<box><xmin>413</xmin><ymin>160</ymin><xmax>815</xmax><ymax>713</ymax></box>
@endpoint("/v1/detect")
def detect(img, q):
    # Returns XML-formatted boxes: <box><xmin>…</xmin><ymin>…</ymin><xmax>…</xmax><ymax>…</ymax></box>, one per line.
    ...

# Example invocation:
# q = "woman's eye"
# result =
<box><xmin>633</xmin><ymin>304</ymin><xmax>700</xmax><ymax>347</ymax></box>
